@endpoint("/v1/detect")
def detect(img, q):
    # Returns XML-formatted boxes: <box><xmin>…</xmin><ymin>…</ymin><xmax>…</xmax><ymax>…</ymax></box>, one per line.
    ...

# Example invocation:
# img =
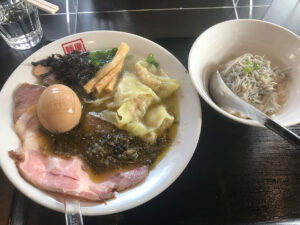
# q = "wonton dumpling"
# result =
<box><xmin>100</xmin><ymin>72</ymin><xmax>160</xmax><ymax>131</ymax></box>
<box><xmin>143</xmin><ymin>105</ymin><xmax>174</xmax><ymax>142</ymax></box>
<box><xmin>116</xmin><ymin>98</ymin><xmax>153</xmax><ymax>127</ymax></box>
<box><xmin>135</xmin><ymin>60</ymin><xmax>180</xmax><ymax>99</ymax></box>
<box><xmin>98</xmin><ymin>66</ymin><xmax>177</xmax><ymax>143</ymax></box>
<box><xmin>113</xmin><ymin>71</ymin><xmax>160</xmax><ymax>107</ymax></box>
<box><xmin>125</xmin><ymin>121</ymin><xmax>148</xmax><ymax>137</ymax></box>
<box><xmin>145</xmin><ymin>105</ymin><xmax>174</xmax><ymax>130</ymax></box>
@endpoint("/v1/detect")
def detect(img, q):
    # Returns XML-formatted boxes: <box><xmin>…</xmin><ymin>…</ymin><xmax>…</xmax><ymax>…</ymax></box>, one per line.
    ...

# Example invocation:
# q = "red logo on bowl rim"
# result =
<box><xmin>61</xmin><ymin>38</ymin><xmax>86</xmax><ymax>54</ymax></box>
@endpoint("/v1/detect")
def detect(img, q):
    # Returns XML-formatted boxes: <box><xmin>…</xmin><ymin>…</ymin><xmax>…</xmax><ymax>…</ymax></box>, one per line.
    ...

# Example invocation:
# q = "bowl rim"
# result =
<box><xmin>188</xmin><ymin>19</ymin><xmax>300</xmax><ymax>127</ymax></box>
<box><xmin>0</xmin><ymin>30</ymin><xmax>202</xmax><ymax>215</ymax></box>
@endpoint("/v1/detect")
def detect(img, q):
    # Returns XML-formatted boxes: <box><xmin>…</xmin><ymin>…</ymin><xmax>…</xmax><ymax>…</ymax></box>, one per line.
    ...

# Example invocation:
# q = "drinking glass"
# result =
<box><xmin>0</xmin><ymin>0</ymin><xmax>43</xmax><ymax>50</ymax></box>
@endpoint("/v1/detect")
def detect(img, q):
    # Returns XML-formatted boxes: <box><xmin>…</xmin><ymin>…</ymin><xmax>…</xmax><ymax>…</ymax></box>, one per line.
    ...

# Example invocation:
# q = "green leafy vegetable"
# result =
<box><xmin>146</xmin><ymin>53</ymin><xmax>159</xmax><ymax>68</ymax></box>
<box><xmin>87</xmin><ymin>48</ymin><xmax>118</xmax><ymax>68</ymax></box>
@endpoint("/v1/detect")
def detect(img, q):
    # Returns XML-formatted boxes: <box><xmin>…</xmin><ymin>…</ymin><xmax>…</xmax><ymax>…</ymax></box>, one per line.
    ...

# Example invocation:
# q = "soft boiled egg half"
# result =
<box><xmin>37</xmin><ymin>84</ymin><xmax>82</xmax><ymax>133</ymax></box>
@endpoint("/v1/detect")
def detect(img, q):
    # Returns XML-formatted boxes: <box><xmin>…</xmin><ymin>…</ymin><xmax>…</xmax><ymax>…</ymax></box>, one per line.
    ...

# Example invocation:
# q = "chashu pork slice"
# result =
<box><xmin>13</xmin><ymin>83</ymin><xmax>45</xmax><ymax>122</ymax></box>
<box><xmin>9</xmin><ymin>83</ymin><xmax>149</xmax><ymax>202</ymax></box>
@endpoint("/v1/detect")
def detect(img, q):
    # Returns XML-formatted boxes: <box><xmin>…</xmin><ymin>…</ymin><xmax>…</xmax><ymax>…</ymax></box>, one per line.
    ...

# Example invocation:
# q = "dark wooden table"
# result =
<box><xmin>1</xmin><ymin>0</ymin><xmax>300</xmax><ymax>224</ymax></box>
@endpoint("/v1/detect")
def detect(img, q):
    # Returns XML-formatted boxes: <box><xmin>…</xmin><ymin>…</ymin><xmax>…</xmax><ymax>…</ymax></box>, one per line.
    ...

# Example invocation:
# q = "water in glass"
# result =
<box><xmin>0</xmin><ymin>0</ymin><xmax>43</xmax><ymax>50</ymax></box>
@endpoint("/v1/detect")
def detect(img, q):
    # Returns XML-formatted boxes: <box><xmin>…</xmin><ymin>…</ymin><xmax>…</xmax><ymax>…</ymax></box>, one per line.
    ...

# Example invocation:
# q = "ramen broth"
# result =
<box><xmin>38</xmin><ymin>53</ymin><xmax>179</xmax><ymax>181</ymax></box>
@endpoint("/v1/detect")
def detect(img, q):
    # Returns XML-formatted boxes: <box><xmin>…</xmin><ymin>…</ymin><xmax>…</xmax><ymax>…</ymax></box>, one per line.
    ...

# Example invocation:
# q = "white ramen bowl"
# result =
<box><xmin>189</xmin><ymin>19</ymin><xmax>300</xmax><ymax>127</ymax></box>
<box><xmin>0</xmin><ymin>31</ymin><xmax>201</xmax><ymax>215</ymax></box>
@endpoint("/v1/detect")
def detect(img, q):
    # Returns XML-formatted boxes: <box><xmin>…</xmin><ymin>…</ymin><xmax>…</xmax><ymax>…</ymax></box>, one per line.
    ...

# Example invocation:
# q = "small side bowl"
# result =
<box><xmin>188</xmin><ymin>19</ymin><xmax>300</xmax><ymax>127</ymax></box>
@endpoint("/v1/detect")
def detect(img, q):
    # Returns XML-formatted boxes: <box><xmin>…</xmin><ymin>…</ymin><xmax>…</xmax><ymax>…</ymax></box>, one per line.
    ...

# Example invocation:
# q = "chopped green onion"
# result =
<box><xmin>244</xmin><ymin>66</ymin><xmax>252</xmax><ymax>73</ymax></box>
<box><xmin>247</xmin><ymin>60</ymin><xmax>253</xmax><ymax>65</ymax></box>
<box><xmin>146</xmin><ymin>53</ymin><xmax>159</xmax><ymax>68</ymax></box>
<box><xmin>253</xmin><ymin>63</ymin><xmax>260</xmax><ymax>71</ymax></box>
<box><xmin>245</xmin><ymin>60</ymin><xmax>260</xmax><ymax>72</ymax></box>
